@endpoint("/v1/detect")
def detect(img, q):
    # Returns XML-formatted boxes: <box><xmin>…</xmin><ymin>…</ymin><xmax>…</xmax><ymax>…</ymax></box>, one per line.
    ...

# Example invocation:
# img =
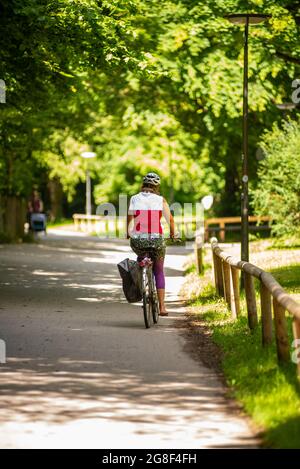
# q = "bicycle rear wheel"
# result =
<box><xmin>151</xmin><ymin>274</ymin><xmax>160</xmax><ymax>324</ymax></box>
<box><xmin>142</xmin><ymin>267</ymin><xmax>152</xmax><ymax>329</ymax></box>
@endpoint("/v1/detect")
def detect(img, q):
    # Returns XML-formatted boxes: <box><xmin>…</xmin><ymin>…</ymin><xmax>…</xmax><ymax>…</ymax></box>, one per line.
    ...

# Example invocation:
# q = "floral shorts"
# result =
<box><xmin>130</xmin><ymin>235</ymin><xmax>166</xmax><ymax>260</ymax></box>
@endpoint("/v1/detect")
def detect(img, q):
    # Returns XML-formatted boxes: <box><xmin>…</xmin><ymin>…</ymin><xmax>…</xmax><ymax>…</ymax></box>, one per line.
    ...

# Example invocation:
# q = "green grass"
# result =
<box><xmin>270</xmin><ymin>264</ymin><xmax>300</xmax><ymax>293</ymax></box>
<box><xmin>269</xmin><ymin>235</ymin><xmax>300</xmax><ymax>250</ymax></box>
<box><xmin>185</xmin><ymin>264</ymin><xmax>300</xmax><ymax>448</ymax></box>
<box><xmin>185</xmin><ymin>263</ymin><xmax>197</xmax><ymax>275</ymax></box>
<box><xmin>185</xmin><ymin>261</ymin><xmax>211</xmax><ymax>276</ymax></box>
<box><xmin>47</xmin><ymin>218</ymin><xmax>73</xmax><ymax>228</ymax></box>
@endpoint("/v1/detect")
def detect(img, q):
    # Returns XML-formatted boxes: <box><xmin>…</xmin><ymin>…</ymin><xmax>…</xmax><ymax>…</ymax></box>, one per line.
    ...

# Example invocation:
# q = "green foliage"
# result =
<box><xmin>92</xmin><ymin>110</ymin><xmax>224</xmax><ymax>205</ymax></box>
<box><xmin>88</xmin><ymin>0</ymin><xmax>300</xmax><ymax>210</ymax></box>
<box><xmin>35</xmin><ymin>134</ymin><xmax>88</xmax><ymax>201</ymax></box>
<box><xmin>252</xmin><ymin>119</ymin><xmax>300</xmax><ymax>236</ymax></box>
<box><xmin>0</xmin><ymin>0</ymin><xmax>152</xmax><ymax>198</ymax></box>
<box><xmin>1</xmin><ymin>0</ymin><xmax>300</xmax><ymax>223</ymax></box>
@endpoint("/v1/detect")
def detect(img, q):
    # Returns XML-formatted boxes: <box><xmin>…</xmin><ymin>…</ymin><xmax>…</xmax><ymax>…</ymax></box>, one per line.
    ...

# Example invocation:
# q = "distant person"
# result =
<box><xmin>127</xmin><ymin>172</ymin><xmax>176</xmax><ymax>316</ymax></box>
<box><xmin>27</xmin><ymin>190</ymin><xmax>45</xmax><ymax>231</ymax></box>
<box><xmin>29</xmin><ymin>189</ymin><xmax>44</xmax><ymax>214</ymax></box>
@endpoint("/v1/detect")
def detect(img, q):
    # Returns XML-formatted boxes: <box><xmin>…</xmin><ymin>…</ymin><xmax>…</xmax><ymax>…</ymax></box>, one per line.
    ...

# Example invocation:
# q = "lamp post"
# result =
<box><xmin>81</xmin><ymin>151</ymin><xmax>96</xmax><ymax>216</ymax></box>
<box><xmin>169</xmin><ymin>141</ymin><xmax>175</xmax><ymax>205</ymax></box>
<box><xmin>225</xmin><ymin>13</ymin><xmax>270</xmax><ymax>262</ymax></box>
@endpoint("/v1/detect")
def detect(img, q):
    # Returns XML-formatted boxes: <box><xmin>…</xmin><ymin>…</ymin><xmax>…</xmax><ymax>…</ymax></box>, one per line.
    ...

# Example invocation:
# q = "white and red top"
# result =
<box><xmin>129</xmin><ymin>192</ymin><xmax>163</xmax><ymax>235</ymax></box>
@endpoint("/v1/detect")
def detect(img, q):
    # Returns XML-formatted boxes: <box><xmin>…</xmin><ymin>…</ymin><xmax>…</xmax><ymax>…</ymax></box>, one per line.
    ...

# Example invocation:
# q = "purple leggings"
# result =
<box><xmin>137</xmin><ymin>255</ymin><xmax>165</xmax><ymax>289</ymax></box>
<box><xmin>152</xmin><ymin>257</ymin><xmax>165</xmax><ymax>289</ymax></box>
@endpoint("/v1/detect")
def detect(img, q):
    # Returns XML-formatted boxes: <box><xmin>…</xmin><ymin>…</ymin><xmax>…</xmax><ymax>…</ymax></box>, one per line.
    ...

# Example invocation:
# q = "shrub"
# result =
<box><xmin>252</xmin><ymin>120</ymin><xmax>300</xmax><ymax>237</ymax></box>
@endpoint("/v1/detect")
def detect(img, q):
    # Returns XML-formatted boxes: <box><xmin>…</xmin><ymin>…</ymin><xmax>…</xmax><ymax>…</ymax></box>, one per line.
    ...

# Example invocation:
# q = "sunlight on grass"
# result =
<box><xmin>270</xmin><ymin>235</ymin><xmax>300</xmax><ymax>250</ymax></box>
<box><xmin>47</xmin><ymin>219</ymin><xmax>73</xmax><ymax>228</ymax></box>
<box><xmin>269</xmin><ymin>264</ymin><xmax>300</xmax><ymax>294</ymax></box>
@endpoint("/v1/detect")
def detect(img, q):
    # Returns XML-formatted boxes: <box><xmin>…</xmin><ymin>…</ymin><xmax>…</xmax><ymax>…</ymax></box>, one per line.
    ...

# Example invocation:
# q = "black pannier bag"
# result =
<box><xmin>117</xmin><ymin>258</ymin><xmax>143</xmax><ymax>303</ymax></box>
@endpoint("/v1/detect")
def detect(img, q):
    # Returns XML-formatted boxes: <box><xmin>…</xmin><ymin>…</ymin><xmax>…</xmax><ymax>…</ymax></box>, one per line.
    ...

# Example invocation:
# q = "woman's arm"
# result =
<box><xmin>127</xmin><ymin>196</ymin><xmax>135</xmax><ymax>239</ymax></box>
<box><xmin>127</xmin><ymin>214</ymin><xmax>134</xmax><ymax>239</ymax></box>
<box><xmin>162</xmin><ymin>198</ymin><xmax>175</xmax><ymax>238</ymax></box>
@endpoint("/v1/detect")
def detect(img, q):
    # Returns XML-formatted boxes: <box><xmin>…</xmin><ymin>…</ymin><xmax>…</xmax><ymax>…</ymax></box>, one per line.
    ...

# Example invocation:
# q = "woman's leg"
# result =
<box><xmin>153</xmin><ymin>257</ymin><xmax>167</xmax><ymax>314</ymax></box>
<box><xmin>157</xmin><ymin>289</ymin><xmax>166</xmax><ymax>314</ymax></box>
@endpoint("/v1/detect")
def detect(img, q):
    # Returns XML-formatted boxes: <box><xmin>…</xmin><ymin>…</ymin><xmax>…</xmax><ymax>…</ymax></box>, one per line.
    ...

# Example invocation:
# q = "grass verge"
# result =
<box><xmin>183</xmin><ymin>263</ymin><xmax>300</xmax><ymax>449</ymax></box>
<box><xmin>47</xmin><ymin>218</ymin><xmax>73</xmax><ymax>228</ymax></box>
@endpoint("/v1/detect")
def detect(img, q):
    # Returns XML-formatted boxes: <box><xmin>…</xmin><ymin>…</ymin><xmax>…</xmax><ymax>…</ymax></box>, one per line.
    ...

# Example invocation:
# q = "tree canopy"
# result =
<box><xmin>0</xmin><ymin>0</ymin><xmax>299</xmax><ymax>234</ymax></box>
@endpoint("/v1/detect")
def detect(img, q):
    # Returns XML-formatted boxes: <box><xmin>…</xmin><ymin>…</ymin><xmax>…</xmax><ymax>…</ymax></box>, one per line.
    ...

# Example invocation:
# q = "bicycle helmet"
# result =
<box><xmin>143</xmin><ymin>172</ymin><xmax>161</xmax><ymax>186</ymax></box>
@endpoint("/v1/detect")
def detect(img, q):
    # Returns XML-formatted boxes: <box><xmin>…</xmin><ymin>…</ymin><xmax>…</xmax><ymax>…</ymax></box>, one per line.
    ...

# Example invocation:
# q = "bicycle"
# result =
<box><xmin>138</xmin><ymin>252</ymin><xmax>160</xmax><ymax>329</ymax></box>
<box><xmin>138</xmin><ymin>238</ymin><xmax>183</xmax><ymax>329</ymax></box>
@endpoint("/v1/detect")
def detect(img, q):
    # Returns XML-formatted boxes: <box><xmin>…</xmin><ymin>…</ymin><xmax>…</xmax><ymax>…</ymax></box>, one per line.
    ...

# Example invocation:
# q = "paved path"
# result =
<box><xmin>0</xmin><ymin>232</ymin><xmax>258</xmax><ymax>448</ymax></box>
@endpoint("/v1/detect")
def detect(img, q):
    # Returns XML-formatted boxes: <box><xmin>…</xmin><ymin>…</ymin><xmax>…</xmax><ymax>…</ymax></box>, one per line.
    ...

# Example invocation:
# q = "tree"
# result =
<box><xmin>86</xmin><ymin>0</ymin><xmax>300</xmax><ymax>213</ymax></box>
<box><xmin>252</xmin><ymin>119</ymin><xmax>300</xmax><ymax>236</ymax></box>
<box><xmin>0</xmin><ymin>0</ymin><xmax>154</xmax><ymax>235</ymax></box>
<box><xmin>1</xmin><ymin>0</ymin><xmax>300</xmax><ymax>239</ymax></box>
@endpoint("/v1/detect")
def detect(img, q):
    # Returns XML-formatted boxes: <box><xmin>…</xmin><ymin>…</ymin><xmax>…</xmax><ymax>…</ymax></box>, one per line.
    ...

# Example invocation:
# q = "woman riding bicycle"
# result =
<box><xmin>127</xmin><ymin>172</ymin><xmax>175</xmax><ymax>316</ymax></box>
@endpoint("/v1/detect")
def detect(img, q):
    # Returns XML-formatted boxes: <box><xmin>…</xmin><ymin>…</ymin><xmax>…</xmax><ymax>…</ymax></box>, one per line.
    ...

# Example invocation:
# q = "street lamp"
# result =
<box><xmin>81</xmin><ymin>151</ymin><xmax>96</xmax><ymax>216</ymax></box>
<box><xmin>225</xmin><ymin>13</ymin><xmax>270</xmax><ymax>262</ymax></box>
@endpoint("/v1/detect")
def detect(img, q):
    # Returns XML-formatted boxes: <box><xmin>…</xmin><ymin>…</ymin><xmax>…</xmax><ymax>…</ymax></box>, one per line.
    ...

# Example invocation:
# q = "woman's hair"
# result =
<box><xmin>141</xmin><ymin>182</ymin><xmax>160</xmax><ymax>194</ymax></box>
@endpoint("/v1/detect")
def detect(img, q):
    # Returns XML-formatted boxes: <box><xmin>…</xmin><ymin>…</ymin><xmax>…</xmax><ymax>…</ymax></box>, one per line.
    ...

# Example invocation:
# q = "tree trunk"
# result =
<box><xmin>48</xmin><ymin>178</ymin><xmax>63</xmax><ymax>221</ymax></box>
<box><xmin>0</xmin><ymin>194</ymin><xmax>5</xmax><ymax>234</ymax></box>
<box><xmin>0</xmin><ymin>195</ymin><xmax>26</xmax><ymax>240</ymax></box>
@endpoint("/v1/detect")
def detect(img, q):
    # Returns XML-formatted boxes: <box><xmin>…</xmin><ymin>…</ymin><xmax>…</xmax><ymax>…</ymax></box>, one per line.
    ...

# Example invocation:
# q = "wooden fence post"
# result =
<box><xmin>260</xmin><ymin>282</ymin><xmax>273</xmax><ymax>346</ymax></box>
<box><xmin>216</xmin><ymin>255</ymin><xmax>224</xmax><ymax>297</ymax></box>
<box><xmin>273</xmin><ymin>298</ymin><xmax>290</xmax><ymax>363</ymax></box>
<box><xmin>195</xmin><ymin>242</ymin><xmax>203</xmax><ymax>274</ymax></box>
<box><xmin>292</xmin><ymin>318</ymin><xmax>300</xmax><ymax>378</ymax></box>
<box><xmin>244</xmin><ymin>272</ymin><xmax>258</xmax><ymax>330</ymax></box>
<box><xmin>204</xmin><ymin>220</ymin><xmax>208</xmax><ymax>242</ymax></box>
<box><xmin>230</xmin><ymin>266</ymin><xmax>240</xmax><ymax>319</ymax></box>
<box><xmin>212</xmin><ymin>251</ymin><xmax>219</xmax><ymax>292</ymax></box>
<box><xmin>222</xmin><ymin>260</ymin><xmax>231</xmax><ymax>308</ymax></box>
<box><xmin>220</xmin><ymin>221</ymin><xmax>225</xmax><ymax>241</ymax></box>
<box><xmin>212</xmin><ymin>249</ymin><xmax>224</xmax><ymax>297</ymax></box>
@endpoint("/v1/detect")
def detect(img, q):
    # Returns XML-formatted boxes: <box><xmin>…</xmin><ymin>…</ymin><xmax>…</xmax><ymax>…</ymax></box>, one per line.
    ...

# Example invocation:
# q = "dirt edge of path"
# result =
<box><xmin>175</xmin><ymin>295</ymin><xmax>266</xmax><ymax>448</ymax></box>
<box><xmin>176</xmin><ymin>306</ymin><xmax>224</xmax><ymax>377</ymax></box>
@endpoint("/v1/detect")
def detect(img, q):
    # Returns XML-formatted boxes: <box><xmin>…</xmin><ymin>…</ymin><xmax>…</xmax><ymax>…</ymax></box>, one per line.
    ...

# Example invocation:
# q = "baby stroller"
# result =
<box><xmin>30</xmin><ymin>212</ymin><xmax>47</xmax><ymax>237</ymax></box>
